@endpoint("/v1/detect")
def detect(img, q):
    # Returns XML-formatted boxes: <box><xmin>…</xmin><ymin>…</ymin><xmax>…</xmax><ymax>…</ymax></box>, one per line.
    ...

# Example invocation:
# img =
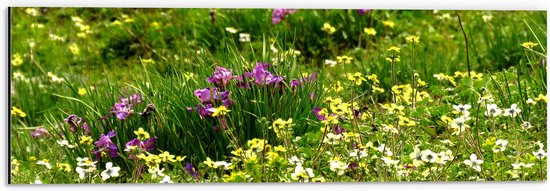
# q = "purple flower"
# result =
<box><xmin>185</xmin><ymin>163</ymin><xmax>199</xmax><ymax>179</ymax></box>
<box><xmin>111</xmin><ymin>102</ymin><xmax>133</xmax><ymax>120</ymax></box>
<box><xmin>357</xmin><ymin>9</ymin><xmax>372</xmax><ymax>15</ymax></box>
<box><xmin>129</xmin><ymin>93</ymin><xmax>142</xmax><ymax>105</ymax></box>
<box><xmin>333</xmin><ymin>126</ymin><xmax>346</xmax><ymax>134</ymax></box>
<box><xmin>193</xmin><ymin>88</ymin><xmax>233</xmax><ymax>112</ymax></box>
<box><xmin>194</xmin><ymin>88</ymin><xmax>213</xmax><ymax>104</ymax></box>
<box><xmin>207</xmin><ymin>66</ymin><xmax>235</xmax><ymax>87</ymax></box>
<box><xmin>243</xmin><ymin>62</ymin><xmax>285</xmax><ymax>86</ymax></box>
<box><xmin>30</xmin><ymin>127</ymin><xmax>49</xmax><ymax>138</ymax></box>
<box><xmin>64</xmin><ymin>114</ymin><xmax>90</xmax><ymax>135</ymax></box>
<box><xmin>272</xmin><ymin>9</ymin><xmax>296</xmax><ymax>25</ymax></box>
<box><xmin>94</xmin><ymin>130</ymin><xmax>118</xmax><ymax>159</ymax></box>
<box><xmin>313</xmin><ymin>107</ymin><xmax>326</xmax><ymax>121</ymax></box>
<box><xmin>125</xmin><ymin>137</ymin><xmax>157</xmax><ymax>158</ymax></box>
<box><xmin>348</xmin><ymin>162</ymin><xmax>359</xmax><ymax>170</ymax></box>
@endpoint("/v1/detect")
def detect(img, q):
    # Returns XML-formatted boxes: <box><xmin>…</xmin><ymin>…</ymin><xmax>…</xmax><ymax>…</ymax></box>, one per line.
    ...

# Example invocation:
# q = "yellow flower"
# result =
<box><xmin>25</xmin><ymin>8</ymin><xmax>39</xmax><ymax>16</ymax></box>
<box><xmin>28</xmin><ymin>156</ymin><xmax>37</xmax><ymax>161</ymax></box>
<box><xmin>121</xmin><ymin>14</ymin><xmax>134</xmax><ymax>23</ymax></box>
<box><xmin>347</xmin><ymin>72</ymin><xmax>366</xmax><ymax>85</ymax></box>
<box><xmin>406</xmin><ymin>35</ymin><xmax>420</xmax><ymax>43</ymax></box>
<box><xmin>333</xmin><ymin>81</ymin><xmax>343</xmax><ymax>93</ymax></box>
<box><xmin>134</xmin><ymin>127</ymin><xmax>151</xmax><ymax>140</ymax></box>
<box><xmin>158</xmin><ymin>151</ymin><xmax>176</xmax><ymax>162</ymax></box>
<box><xmin>534</xmin><ymin>94</ymin><xmax>547</xmax><ymax>103</ymax></box>
<box><xmin>79</xmin><ymin>136</ymin><xmax>93</xmax><ymax>145</ymax></box>
<box><xmin>274</xmin><ymin>145</ymin><xmax>287</xmax><ymax>152</ymax></box>
<box><xmin>151</xmin><ymin>22</ymin><xmax>160</xmax><ymax>29</ymax></box>
<box><xmin>454</xmin><ymin>71</ymin><xmax>466</xmax><ymax>78</ymax></box>
<box><xmin>440</xmin><ymin>115</ymin><xmax>453</xmax><ymax>125</ymax></box>
<box><xmin>372</xmin><ymin>86</ymin><xmax>385</xmax><ymax>94</ymax></box>
<box><xmin>366</xmin><ymin>74</ymin><xmax>380</xmax><ymax>84</ymax></box>
<box><xmin>11</xmin><ymin>106</ymin><xmax>26</xmax><ymax>117</ymax></box>
<box><xmin>69</xmin><ymin>43</ymin><xmax>80</xmax><ymax>55</ymax></box>
<box><xmin>57</xmin><ymin>163</ymin><xmax>72</xmax><ymax>172</ymax></box>
<box><xmin>11</xmin><ymin>53</ymin><xmax>23</xmax><ymax>66</ymax></box>
<box><xmin>364</xmin><ymin>28</ymin><xmax>376</xmax><ymax>36</ymax></box>
<box><xmin>387</xmin><ymin>46</ymin><xmax>401</xmax><ymax>52</ymax></box>
<box><xmin>204</xmin><ymin>157</ymin><xmax>216</xmax><ymax>168</ymax></box>
<box><xmin>417</xmin><ymin>79</ymin><xmax>427</xmax><ymax>87</ymax></box>
<box><xmin>382</xmin><ymin>20</ymin><xmax>395</xmax><ymax>28</ymax></box>
<box><xmin>176</xmin><ymin>156</ymin><xmax>187</xmax><ymax>162</ymax></box>
<box><xmin>386</xmin><ymin>57</ymin><xmax>401</xmax><ymax>62</ymax></box>
<box><xmin>78</xmin><ymin>88</ymin><xmax>87</xmax><ymax>96</ymax></box>
<box><xmin>336</xmin><ymin>56</ymin><xmax>353</xmax><ymax>64</ymax></box>
<box><xmin>398</xmin><ymin>116</ymin><xmax>416</xmax><ymax>127</ymax></box>
<box><xmin>321</xmin><ymin>23</ymin><xmax>336</xmax><ymax>35</ymax></box>
<box><xmin>212</xmin><ymin>105</ymin><xmax>231</xmax><ymax>117</ymax></box>
<box><xmin>521</xmin><ymin>42</ymin><xmax>538</xmax><ymax>49</ymax></box>
<box><xmin>469</xmin><ymin>71</ymin><xmax>483</xmax><ymax>80</ymax></box>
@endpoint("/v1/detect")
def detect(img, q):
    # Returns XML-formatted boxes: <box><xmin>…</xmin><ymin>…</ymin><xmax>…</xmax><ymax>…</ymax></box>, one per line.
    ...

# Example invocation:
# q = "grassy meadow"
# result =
<box><xmin>9</xmin><ymin>8</ymin><xmax>548</xmax><ymax>183</ymax></box>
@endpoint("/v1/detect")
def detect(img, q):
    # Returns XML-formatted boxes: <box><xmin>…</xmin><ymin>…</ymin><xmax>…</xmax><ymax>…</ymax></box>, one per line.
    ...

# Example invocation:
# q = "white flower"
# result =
<box><xmin>520</xmin><ymin>122</ymin><xmax>532</xmax><ymax>130</ymax></box>
<box><xmin>381</xmin><ymin>124</ymin><xmax>399</xmax><ymax>134</ymax></box>
<box><xmin>512</xmin><ymin>162</ymin><xmax>534</xmax><ymax>169</ymax></box>
<box><xmin>464</xmin><ymin>154</ymin><xmax>483</xmax><ymax>172</ymax></box>
<box><xmin>376</xmin><ymin>144</ymin><xmax>393</xmax><ymax>156</ymax></box>
<box><xmin>76</xmin><ymin>157</ymin><xmax>96</xmax><ymax>167</ymax></box>
<box><xmin>225</xmin><ymin>27</ymin><xmax>238</xmax><ymax>33</ymax></box>
<box><xmin>291</xmin><ymin>165</ymin><xmax>315</xmax><ymax>181</ymax></box>
<box><xmin>159</xmin><ymin>175</ymin><xmax>174</xmax><ymax>183</ymax></box>
<box><xmin>452</xmin><ymin>104</ymin><xmax>471</xmax><ymax>116</ymax></box>
<box><xmin>100</xmin><ymin>162</ymin><xmax>121</xmax><ymax>180</ymax></box>
<box><xmin>329</xmin><ymin>160</ymin><xmax>348</xmax><ymax>175</ymax></box>
<box><xmin>526</xmin><ymin>98</ymin><xmax>536</xmax><ymax>106</ymax></box>
<box><xmin>503</xmin><ymin>104</ymin><xmax>521</xmax><ymax>118</ymax></box>
<box><xmin>409</xmin><ymin>147</ymin><xmax>424</xmax><ymax>167</ymax></box>
<box><xmin>349</xmin><ymin>148</ymin><xmax>368</xmax><ymax>158</ymax></box>
<box><xmin>493</xmin><ymin>139</ymin><xmax>508</xmax><ymax>153</ymax></box>
<box><xmin>238</xmin><ymin>33</ymin><xmax>250</xmax><ymax>42</ymax></box>
<box><xmin>270</xmin><ymin>44</ymin><xmax>278</xmax><ymax>53</ymax></box>
<box><xmin>484</xmin><ymin>104</ymin><xmax>502</xmax><ymax>117</ymax></box>
<box><xmin>148</xmin><ymin>167</ymin><xmax>166</xmax><ymax>179</ymax></box>
<box><xmin>420</xmin><ymin>149</ymin><xmax>438</xmax><ymax>163</ymax></box>
<box><xmin>482</xmin><ymin>15</ymin><xmax>493</xmax><ymax>22</ymax></box>
<box><xmin>436</xmin><ymin>151</ymin><xmax>451</xmax><ymax>165</ymax></box>
<box><xmin>36</xmin><ymin>159</ymin><xmax>51</xmax><ymax>169</ymax></box>
<box><xmin>57</xmin><ymin>140</ymin><xmax>75</xmax><ymax>148</ymax></box>
<box><xmin>324</xmin><ymin>59</ymin><xmax>337</xmax><ymax>67</ymax></box>
<box><xmin>533</xmin><ymin>149</ymin><xmax>547</xmax><ymax>160</ymax></box>
<box><xmin>213</xmin><ymin>161</ymin><xmax>232</xmax><ymax>170</ymax></box>
<box><xmin>76</xmin><ymin>166</ymin><xmax>96</xmax><ymax>179</ymax></box>
<box><xmin>34</xmin><ymin>180</ymin><xmax>42</xmax><ymax>184</ymax></box>
<box><xmin>323</xmin><ymin>133</ymin><xmax>341</xmax><ymax>145</ymax></box>
<box><xmin>381</xmin><ymin>156</ymin><xmax>400</xmax><ymax>166</ymax></box>
<box><xmin>451</xmin><ymin>116</ymin><xmax>470</xmax><ymax>135</ymax></box>
<box><xmin>289</xmin><ymin>156</ymin><xmax>303</xmax><ymax>166</ymax></box>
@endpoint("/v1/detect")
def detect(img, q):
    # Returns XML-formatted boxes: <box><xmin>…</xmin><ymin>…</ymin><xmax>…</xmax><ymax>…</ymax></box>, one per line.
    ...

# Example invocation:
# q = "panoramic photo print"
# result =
<box><xmin>9</xmin><ymin>8</ymin><xmax>547</xmax><ymax>183</ymax></box>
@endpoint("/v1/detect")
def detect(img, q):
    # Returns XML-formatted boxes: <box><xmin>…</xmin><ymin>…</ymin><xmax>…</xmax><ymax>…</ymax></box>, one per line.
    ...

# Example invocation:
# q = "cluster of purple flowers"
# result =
<box><xmin>238</xmin><ymin>62</ymin><xmax>285</xmax><ymax>88</ymax></box>
<box><xmin>207</xmin><ymin>66</ymin><xmax>237</xmax><ymax>87</ymax></box>
<box><xmin>110</xmin><ymin>93</ymin><xmax>142</xmax><ymax>120</ymax></box>
<box><xmin>191</xmin><ymin>87</ymin><xmax>233</xmax><ymax>118</ymax></box>
<box><xmin>64</xmin><ymin>114</ymin><xmax>90</xmax><ymax>135</ymax></box>
<box><xmin>93</xmin><ymin>130</ymin><xmax>119</xmax><ymax>159</ymax></box>
<box><xmin>357</xmin><ymin>9</ymin><xmax>372</xmax><ymax>16</ymax></box>
<box><xmin>30</xmin><ymin>127</ymin><xmax>49</xmax><ymax>138</ymax></box>
<box><xmin>125</xmin><ymin>137</ymin><xmax>157</xmax><ymax>159</ymax></box>
<box><xmin>272</xmin><ymin>9</ymin><xmax>297</xmax><ymax>25</ymax></box>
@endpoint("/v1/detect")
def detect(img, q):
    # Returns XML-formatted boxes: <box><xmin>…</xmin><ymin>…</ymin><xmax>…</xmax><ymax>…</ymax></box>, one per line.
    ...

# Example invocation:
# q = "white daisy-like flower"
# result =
<box><xmin>436</xmin><ymin>151</ymin><xmax>451</xmax><ymax>165</ymax></box>
<box><xmin>159</xmin><ymin>175</ymin><xmax>174</xmax><ymax>183</ymax></box>
<box><xmin>34</xmin><ymin>180</ymin><xmax>42</xmax><ymax>184</ymax></box>
<box><xmin>520</xmin><ymin>122</ymin><xmax>532</xmax><ymax>130</ymax></box>
<box><xmin>100</xmin><ymin>162</ymin><xmax>121</xmax><ymax>180</ymax></box>
<box><xmin>381</xmin><ymin>156</ymin><xmax>400</xmax><ymax>166</ymax></box>
<box><xmin>323</xmin><ymin>133</ymin><xmax>341</xmax><ymax>145</ymax></box>
<box><xmin>526</xmin><ymin>98</ymin><xmax>536</xmax><ymax>106</ymax></box>
<box><xmin>512</xmin><ymin>162</ymin><xmax>535</xmax><ymax>170</ymax></box>
<box><xmin>324</xmin><ymin>59</ymin><xmax>337</xmax><ymax>67</ymax></box>
<box><xmin>291</xmin><ymin>165</ymin><xmax>315</xmax><ymax>181</ymax></box>
<box><xmin>225</xmin><ymin>27</ymin><xmax>238</xmax><ymax>34</ymax></box>
<box><xmin>484</xmin><ymin>104</ymin><xmax>502</xmax><ymax>117</ymax></box>
<box><xmin>148</xmin><ymin>167</ymin><xmax>166</xmax><ymax>179</ymax></box>
<box><xmin>76</xmin><ymin>157</ymin><xmax>97</xmax><ymax>167</ymax></box>
<box><xmin>57</xmin><ymin>140</ymin><xmax>75</xmax><ymax>148</ymax></box>
<box><xmin>329</xmin><ymin>160</ymin><xmax>348</xmax><ymax>175</ymax></box>
<box><xmin>75</xmin><ymin>166</ymin><xmax>96</xmax><ymax>179</ymax></box>
<box><xmin>349</xmin><ymin>148</ymin><xmax>368</xmax><ymax>158</ymax></box>
<box><xmin>409</xmin><ymin>147</ymin><xmax>424</xmax><ymax>167</ymax></box>
<box><xmin>289</xmin><ymin>156</ymin><xmax>303</xmax><ymax>166</ymax></box>
<box><xmin>503</xmin><ymin>104</ymin><xmax>521</xmax><ymax>118</ymax></box>
<box><xmin>420</xmin><ymin>149</ymin><xmax>438</xmax><ymax>163</ymax></box>
<box><xmin>533</xmin><ymin>149</ymin><xmax>547</xmax><ymax>160</ymax></box>
<box><xmin>464</xmin><ymin>154</ymin><xmax>483</xmax><ymax>172</ymax></box>
<box><xmin>213</xmin><ymin>161</ymin><xmax>232</xmax><ymax>170</ymax></box>
<box><xmin>238</xmin><ymin>33</ymin><xmax>250</xmax><ymax>42</ymax></box>
<box><xmin>451</xmin><ymin>116</ymin><xmax>470</xmax><ymax>135</ymax></box>
<box><xmin>36</xmin><ymin>159</ymin><xmax>52</xmax><ymax>169</ymax></box>
<box><xmin>452</xmin><ymin>104</ymin><xmax>471</xmax><ymax>116</ymax></box>
<box><xmin>376</xmin><ymin>144</ymin><xmax>393</xmax><ymax>156</ymax></box>
<box><xmin>492</xmin><ymin>139</ymin><xmax>508</xmax><ymax>153</ymax></box>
